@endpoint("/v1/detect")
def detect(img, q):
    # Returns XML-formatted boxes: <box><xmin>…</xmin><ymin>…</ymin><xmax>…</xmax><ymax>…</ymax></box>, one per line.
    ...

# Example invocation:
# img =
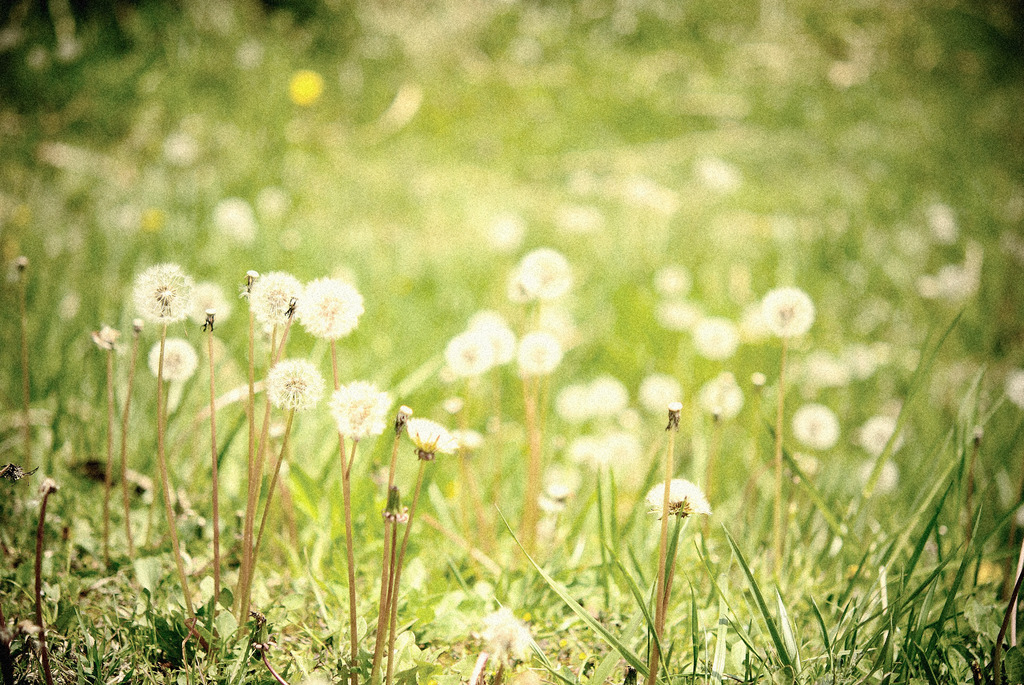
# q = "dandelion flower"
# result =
<box><xmin>792</xmin><ymin>404</ymin><xmax>840</xmax><ymax>451</ymax></box>
<box><xmin>148</xmin><ymin>338</ymin><xmax>198</xmax><ymax>382</ymax></box>
<box><xmin>133</xmin><ymin>263</ymin><xmax>194</xmax><ymax>323</ymax></box>
<box><xmin>481</xmin><ymin>608</ymin><xmax>532</xmax><ymax>665</ymax></box>
<box><xmin>249</xmin><ymin>271</ymin><xmax>303</xmax><ymax>327</ymax></box>
<box><xmin>693</xmin><ymin>317</ymin><xmax>740</xmax><ymax>360</ymax></box>
<box><xmin>266</xmin><ymin>359</ymin><xmax>324</xmax><ymax>412</ymax></box>
<box><xmin>513</xmin><ymin>248</ymin><xmax>572</xmax><ymax>301</ymax></box>
<box><xmin>445</xmin><ymin>328</ymin><xmax>496</xmax><ymax>378</ymax></box>
<box><xmin>189</xmin><ymin>282</ymin><xmax>232</xmax><ymax>325</ymax></box>
<box><xmin>330</xmin><ymin>381</ymin><xmax>391</xmax><ymax>440</ymax></box>
<box><xmin>1005</xmin><ymin>369</ymin><xmax>1024</xmax><ymax>409</ymax></box>
<box><xmin>645</xmin><ymin>479</ymin><xmax>711</xmax><ymax>518</ymax></box>
<box><xmin>859</xmin><ymin>415</ymin><xmax>903</xmax><ymax>457</ymax></box>
<box><xmin>760</xmin><ymin>287</ymin><xmax>815</xmax><ymax>338</ymax></box>
<box><xmin>517</xmin><ymin>331</ymin><xmax>562</xmax><ymax>377</ymax></box>
<box><xmin>406</xmin><ymin>418</ymin><xmax>459</xmax><ymax>456</ymax></box>
<box><xmin>298</xmin><ymin>277</ymin><xmax>364</xmax><ymax>340</ymax></box>
<box><xmin>698</xmin><ymin>372</ymin><xmax>744</xmax><ymax>420</ymax></box>
<box><xmin>638</xmin><ymin>374</ymin><xmax>681</xmax><ymax>414</ymax></box>
<box><xmin>289</xmin><ymin>69</ymin><xmax>324</xmax><ymax>106</ymax></box>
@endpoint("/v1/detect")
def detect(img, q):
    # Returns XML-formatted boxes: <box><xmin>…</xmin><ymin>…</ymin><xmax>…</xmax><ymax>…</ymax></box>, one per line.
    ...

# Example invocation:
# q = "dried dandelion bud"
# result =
<box><xmin>406</xmin><ymin>418</ymin><xmax>458</xmax><ymax>458</ymax></box>
<box><xmin>15</xmin><ymin>256</ymin><xmax>28</xmax><ymax>272</ymax></box>
<box><xmin>190</xmin><ymin>282</ymin><xmax>232</xmax><ymax>325</ymax></box>
<box><xmin>666</xmin><ymin>401</ymin><xmax>682</xmax><ymax>431</ymax></box>
<box><xmin>149</xmin><ymin>338</ymin><xmax>199</xmax><ymax>381</ymax></box>
<box><xmin>330</xmin><ymin>381</ymin><xmax>391</xmax><ymax>440</ymax></box>
<box><xmin>394</xmin><ymin>406</ymin><xmax>413</xmax><ymax>434</ymax></box>
<box><xmin>132</xmin><ymin>319</ymin><xmax>144</xmax><ymax>334</ymax></box>
<box><xmin>645</xmin><ymin>479</ymin><xmax>711</xmax><ymax>519</ymax></box>
<box><xmin>266</xmin><ymin>359</ymin><xmax>324</xmax><ymax>412</ymax></box>
<box><xmin>133</xmin><ymin>263</ymin><xmax>195</xmax><ymax>323</ymax></box>
<box><xmin>297</xmin><ymin>277</ymin><xmax>364</xmax><ymax>340</ymax></box>
<box><xmin>249</xmin><ymin>271</ymin><xmax>302</xmax><ymax>327</ymax></box>
<box><xmin>39</xmin><ymin>477</ymin><xmax>59</xmax><ymax>496</ymax></box>
<box><xmin>91</xmin><ymin>325</ymin><xmax>120</xmax><ymax>351</ymax></box>
<box><xmin>760</xmin><ymin>287</ymin><xmax>815</xmax><ymax>338</ymax></box>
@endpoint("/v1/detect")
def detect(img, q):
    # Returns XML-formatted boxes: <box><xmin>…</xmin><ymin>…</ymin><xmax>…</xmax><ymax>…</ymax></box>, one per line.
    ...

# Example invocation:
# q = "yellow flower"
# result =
<box><xmin>289</xmin><ymin>69</ymin><xmax>324</xmax><ymax>106</ymax></box>
<box><xmin>141</xmin><ymin>208</ymin><xmax>165</xmax><ymax>233</ymax></box>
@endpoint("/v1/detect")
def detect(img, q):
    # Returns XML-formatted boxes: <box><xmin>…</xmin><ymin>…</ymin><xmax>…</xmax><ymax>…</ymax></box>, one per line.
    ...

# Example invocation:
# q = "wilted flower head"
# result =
<box><xmin>149</xmin><ymin>338</ymin><xmax>199</xmax><ymax>381</ymax></box>
<box><xmin>249</xmin><ymin>271</ymin><xmax>303</xmax><ymax>327</ymax></box>
<box><xmin>91</xmin><ymin>325</ymin><xmax>119</xmax><ymax>351</ymax></box>
<box><xmin>266</xmin><ymin>359</ymin><xmax>324</xmax><ymax>412</ymax></box>
<box><xmin>792</xmin><ymin>404</ymin><xmax>840</xmax><ymax>451</ymax></box>
<box><xmin>1005</xmin><ymin>369</ymin><xmax>1024</xmax><ymax>410</ymax></box>
<box><xmin>298</xmin><ymin>278</ymin><xmax>364</xmax><ymax>340</ymax></box>
<box><xmin>406</xmin><ymin>418</ymin><xmax>458</xmax><ymax>456</ymax></box>
<box><xmin>698</xmin><ymin>372</ymin><xmax>744</xmax><ymax>420</ymax></box>
<box><xmin>445</xmin><ymin>328</ymin><xmax>497</xmax><ymax>378</ymax></box>
<box><xmin>859</xmin><ymin>415</ymin><xmax>903</xmax><ymax>457</ymax></box>
<box><xmin>481</xmin><ymin>607</ymin><xmax>532</xmax><ymax>665</ymax></box>
<box><xmin>330</xmin><ymin>381</ymin><xmax>391</xmax><ymax>439</ymax></box>
<box><xmin>646</xmin><ymin>479</ymin><xmax>711</xmax><ymax>518</ymax></box>
<box><xmin>189</xmin><ymin>282</ymin><xmax>232</xmax><ymax>325</ymax></box>
<box><xmin>693</xmin><ymin>317</ymin><xmax>740</xmax><ymax>360</ymax></box>
<box><xmin>517</xmin><ymin>331</ymin><xmax>563</xmax><ymax>377</ymax></box>
<box><xmin>638</xmin><ymin>374</ymin><xmax>682</xmax><ymax>414</ymax></box>
<box><xmin>133</xmin><ymin>263</ymin><xmax>194</xmax><ymax>323</ymax></box>
<box><xmin>760</xmin><ymin>287</ymin><xmax>815</xmax><ymax>338</ymax></box>
<box><xmin>510</xmin><ymin>248</ymin><xmax>572</xmax><ymax>301</ymax></box>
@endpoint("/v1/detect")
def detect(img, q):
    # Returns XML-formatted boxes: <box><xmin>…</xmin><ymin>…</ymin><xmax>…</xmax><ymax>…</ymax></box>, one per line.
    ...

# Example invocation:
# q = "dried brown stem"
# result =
<box><xmin>206</xmin><ymin>323</ymin><xmax>221</xmax><ymax>622</ymax></box>
<box><xmin>120</xmin><ymin>325</ymin><xmax>141</xmax><ymax>556</ymax></box>
<box><xmin>35</xmin><ymin>481</ymin><xmax>56</xmax><ymax>685</ymax></box>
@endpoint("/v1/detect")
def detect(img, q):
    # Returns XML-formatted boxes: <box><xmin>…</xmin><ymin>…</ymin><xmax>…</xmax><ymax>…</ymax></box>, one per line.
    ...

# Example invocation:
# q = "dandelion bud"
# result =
<box><xmin>249</xmin><ymin>271</ymin><xmax>302</xmax><ymax>327</ymax></box>
<box><xmin>91</xmin><ymin>325</ymin><xmax>119</xmax><ymax>351</ymax></box>
<box><xmin>973</xmin><ymin>426</ymin><xmax>983</xmax><ymax>447</ymax></box>
<box><xmin>330</xmin><ymin>381</ymin><xmax>391</xmax><ymax>440</ymax></box>
<box><xmin>384</xmin><ymin>485</ymin><xmax>402</xmax><ymax>520</ymax></box>
<box><xmin>406</xmin><ymin>418</ymin><xmax>458</xmax><ymax>458</ymax></box>
<box><xmin>480</xmin><ymin>608</ymin><xmax>532</xmax><ymax>665</ymax></box>
<box><xmin>133</xmin><ymin>263</ymin><xmax>195</xmax><ymax>323</ymax></box>
<box><xmin>645</xmin><ymin>479</ymin><xmax>711</xmax><ymax>519</ymax></box>
<box><xmin>15</xmin><ymin>256</ymin><xmax>28</xmax><ymax>273</ymax></box>
<box><xmin>39</xmin><ymin>477</ymin><xmax>58</xmax><ymax>496</ymax></box>
<box><xmin>132</xmin><ymin>318</ymin><xmax>144</xmax><ymax>334</ymax></box>
<box><xmin>244</xmin><ymin>270</ymin><xmax>260</xmax><ymax>295</ymax></box>
<box><xmin>203</xmin><ymin>309</ymin><xmax>216</xmax><ymax>332</ymax></box>
<box><xmin>266</xmin><ymin>359</ymin><xmax>324</xmax><ymax>412</ymax></box>
<box><xmin>666</xmin><ymin>401</ymin><xmax>682</xmax><ymax>431</ymax></box>
<box><xmin>149</xmin><ymin>338</ymin><xmax>199</xmax><ymax>382</ymax></box>
<box><xmin>760</xmin><ymin>287</ymin><xmax>815</xmax><ymax>338</ymax></box>
<box><xmin>395</xmin><ymin>406</ymin><xmax>413</xmax><ymax>434</ymax></box>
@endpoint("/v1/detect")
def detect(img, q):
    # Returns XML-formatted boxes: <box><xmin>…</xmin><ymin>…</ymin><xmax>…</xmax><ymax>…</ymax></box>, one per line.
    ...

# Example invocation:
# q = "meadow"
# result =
<box><xmin>1</xmin><ymin>0</ymin><xmax>1023</xmax><ymax>682</ymax></box>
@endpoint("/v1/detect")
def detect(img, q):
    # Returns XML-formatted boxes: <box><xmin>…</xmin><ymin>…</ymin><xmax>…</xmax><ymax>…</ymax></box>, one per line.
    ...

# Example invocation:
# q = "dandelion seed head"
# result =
<box><xmin>859</xmin><ymin>460</ymin><xmax>899</xmax><ymax>495</ymax></box>
<box><xmin>698</xmin><ymin>372</ymin><xmax>744</xmax><ymax>420</ymax></box>
<box><xmin>486</xmin><ymin>213</ymin><xmax>526</xmax><ymax>252</ymax></box>
<box><xmin>792</xmin><ymin>404</ymin><xmax>840</xmax><ymax>451</ymax></box>
<box><xmin>1005</xmin><ymin>369</ymin><xmax>1024</xmax><ymax>409</ymax></box>
<box><xmin>190</xmin><ymin>282</ymin><xmax>232</xmax><ymax>325</ymax></box>
<box><xmin>517</xmin><ymin>331</ymin><xmax>563</xmax><ymax>377</ymax></box>
<box><xmin>760</xmin><ymin>287</ymin><xmax>815</xmax><ymax>338</ymax></box>
<box><xmin>452</xmin><ymin>429</ymin><xmax>484</xmax><ymax>451</ymax></box>
<box><xmin>330</xmin><ymin>381</ymin><xmax>391</xmax><ymax>439</ymax></box>
<box><xmin>645</xmin><ymin>479</ymin><xmax>711</xmax><ymax>518</ymax></box>
<box><xmin>266</xmin><ymin>359</ymin><xmax>324</xmax><ymax>412</ymax></box>
<box><xmin>468</xmin><ymin>311</ymin><xmax>517</xmax><ymax>365</ymax></box>
<box><xmin>249</xmin><ymin>271</ymin><xmax>303</xmax><ymax>327</ymax></box>
<box><xmin>148</xmin><ymin>338</ymin><xmax>199</xmax><ymax>382</ymax></box>
<box><xmin>655</xmin><ymin>300</ymin><xmax>702</xmax><ymax>331</ymax></box>
<box><xmin>511</xmin><ymin>248</ymin><xmax>572</xmax><ymax>301</ymax></box>
<box><xmin>653</xmin><ymin>265</ymin><xmax>691</xmax><ymax>297</ymax></box>
<box><xmin>213</xmin><ymin>197</ymin><xmax>257</xmax><ymax>244</ymax></box>
<box><xmin>693</xmin><ymin>317</ymin><xmax>740</xmax><ymax>361</ymax></box>
<box><xmin>406</xmin><ymin>418</ymin><xmax>458</xmax><ymax>456</ymax></box>
<box><xmin>445</xmin><ymin>328</ymin><xmax>496</xmax><ymax>378</ymax></box>
<box><xmin>481</xmin><ymin>608</ymin><xmax>532</xmax><ymax>665</ymax></box>
<box><xmin>298</xmin><ymin>278</ymin><xmax>364</xmax><ymax>340</ymax></box>
<box><xmin>133</xmin><ymin>263</ymin><xmax>194</xmax><ymax>323</ymax></box>
<box><xmin>638</xmin><ymin>374</ymin><xmax>681</xmax><ymax>414</ymax></box>
<box><xmin>859</xmin><ymin>415</ymin><xmax>904</xmax><ymax>457</ymax></box>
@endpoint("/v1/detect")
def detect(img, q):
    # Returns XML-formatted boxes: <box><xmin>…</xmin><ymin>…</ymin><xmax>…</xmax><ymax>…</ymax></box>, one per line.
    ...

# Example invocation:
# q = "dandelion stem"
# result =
<box><xmin>102</xmin><ymin>346</ymin><xmax>115</xmax><ymax>566</ymax></box>
<box><xmin>371</xmin><ymin>421</ymin><xmax>406</xmax><ymax>684</ymax></box>
<box><xmin>17</xmin><ymin>258</ymin><xmax>30</xmax><ymax>469</ymax></box>
<box><xmin>343</xmin><ymin>438</ymin><xmax>360</xmax><ymax>685</ymax></box>
<box><xmin>120</xmin><ymin>323</ymin><xmax>141</xmax><ymax>556</ymax></box>
<box><xmin>34</xmin><ymin>481</ymin><xmax>56</xmax><ymax>685</ymax></box>
<box><xmin>253</xmin><ymin>411</ymin><xmax>295</xmax><ymax>576</ymax></box>
<box><xmin>520</xmin><ymin>377</ymin><xmax>542</xmax><ymax>554</ymax></box>
<box><xmin>772</xmin><ymin>339</ymin><xmax>788</xmax><ymax>576</ymax></box>
<box><xmin>386</xmin><ymin>459</ymin><xmax>428</xmax><ymax>685</ymax></box>
<box><xmin>206</xmin><ymin>318</ymin><xmax>221</xmax><ymax>623</ymax></box>
<box><xmin>239</xmin><ymin>280</ymin><xmax>257</xmax><ymax>621</ymax></box>
<box><xmin>965</xmin><ymin>429</ymin><xmax>981</xmax><ymax>547</ymax></box>
<box><xmin>155</xmin><ymin>324</ymin><xmax>196</xmax><ymax>619</ymax></box>
<box><xmin>649</xmin><ymin>405</ymin><xmax>680</xmax><ymax>685</ymax></box>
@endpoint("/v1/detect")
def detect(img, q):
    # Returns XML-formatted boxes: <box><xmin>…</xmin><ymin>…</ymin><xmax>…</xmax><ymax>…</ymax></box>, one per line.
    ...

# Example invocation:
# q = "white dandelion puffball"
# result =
<box><xmin>567</xmin><ymin>435</ymin><xmax>606</xmax><ymax>468</ymax></box>
<box><xmin>298</xmin><ymin>277</ymin><xmax>364</xmax><ymax>340</ymax></box>
<box><xmin>518</xmin><ymin>331</ymin><xmax>563</xmax><ymax>377</ymax></box>
<box><xmin>698</xmin><ymin>372</ymin><xmax>744</xmax><ymax>420</ymax></box>
<box><xmin>760</xmin><ymin>287</ymin><xmax>815</xmax><ymax>338</ymax></box>
<box><xmin>639</xmin><ymin>374</ymin><xmax>682</xmax><ymax>413</ymax></box>
<box><xmin>148</xmin><ymin>338</ymin><xmax>198</xmax><ymax>382</ymax></box>
<box><xmin>602</xmin><ymin>431</ymin><xmax>642</xmax><ymax>469</ymax></box>
<box><xmin>693</xmin><ymin>317</ymin><xmax>740</xmax><ymax>361</ymax></box>
<box><xmin>330</xmin><ymin>381</ymin><xmax>391</xmax><ymax>440</ymax></box>
<box><xmin>452</xmin><ymin>429</ymin><xmax>484</xmax><ymax>451</ymax></box>
<box><xmin>133</xmin><ymin>263</ymin><xmax>194</xmax><ymax>324</ymax></box>
<box><xmin>739</xmin><ymin>303</ymin><xmax>770</xmax><ymax>342</ymax></box>
<box><xmin>266</xmin><ymin>359</ymin><xmax>324</xmax><ymax>412</ymax></box>
<box><xmin>481</xmin><ymin>608</ymin><xmax>532</xmax><ymax>665</ymax></box>
<box><xmin>588</xmin><ymin>376</ymin><xmax>629</xmax><ymax>418</ymax></box>
<box><xmin>859</xmin><ymin>415</ymin><xmax>904</xmax><ymax>457</ymax></box>
<box><xmin>406</xmin><ymin>418</ymin><xmax>459</xmax><ymax>455</ymax></box>
<box><xmin>486</xmin><ymin>212</ymin><xmax>526</xmax><ymax>252</ymax></box>
<box><xmin>468</xmin><ymin>311</ymin><xmax>517</xmax><ymax>364</ymax></box>
<box><xmin>1005</xmin><ymin>369</ymin><xmax>1024</xmax><ymax>410</ymax></box>
<box><xmin>792</xmin><ymin>404</ymin><xmax>840</xmax><ymax>451</ymax></box>
<box><xmin>213</xmin><ymin>197</ymin><xmax>257</xmax><ymax>243</ymax></box>
<box><xmin>654</xmin><ymin>265</ymin><xmax>692</xmax><ymax>297</ymax></box>
<box><xmin>655</xmin><ymin>300</ymin><xmax>703</xmax><ymax>331</ymax></box>
<box><xmin>445</xmin><ymin>328</ymin><xmax>496</xmax><ymax>378</ymax></box>
<box><xmin>515</xmin><ymin>248</ymin><xmax>572</xmax><ymax>301</ymax></box>
<box><xmin>926</xmin><ymin>203</ymin><xmax>958</xmax><ymax>244</ymax></box>
<box><xmin>859</xmin><ymin>460</ymin><xmax>899</xmax><ymax>495</ymax></box>
<box><xmin>249</xmin><ymin>271</ymin><xmax>303</xmax><ymax>327</ymax></box>
<box><xmin>646</xmin><ymin>479</ymin><xmax>712</xmax><ymax>518</ymax></box>
<box><xmin>556</xmin><ymin>384</ymin><xmax>593</xmax><ymax>424</ymax></box>
<box><xmin>189</xmin><ymin>282</ymin><xmax>232</xmax><ymax>325</ymax></box>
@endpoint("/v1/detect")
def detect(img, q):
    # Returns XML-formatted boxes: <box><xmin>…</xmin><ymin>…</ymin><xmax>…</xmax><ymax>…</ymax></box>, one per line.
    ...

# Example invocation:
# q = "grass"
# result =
<box><xmin>1</xmin><ymin>0</ymin><xmax>1023</xmax><ymax>682</ymax></box>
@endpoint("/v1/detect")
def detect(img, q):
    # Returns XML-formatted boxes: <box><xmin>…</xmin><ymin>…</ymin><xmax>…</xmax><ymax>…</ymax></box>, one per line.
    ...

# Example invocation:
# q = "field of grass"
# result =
<box><xmin>1</xmin><ymin>0</ymin><xmax>1024</xmax><ymax>682</ymax></box>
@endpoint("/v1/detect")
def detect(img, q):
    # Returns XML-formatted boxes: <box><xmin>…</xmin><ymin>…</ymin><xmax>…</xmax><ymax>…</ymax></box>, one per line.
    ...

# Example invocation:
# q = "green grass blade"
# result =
<box><xmin>591</xmin><ymin>611</ymin><xmax>645</xmax><ymax>685</ymax></box>
<box><xmin>605</xmin><ymin>543</ymin><xmax>665</xmax><ymax>669</ymax></box>
<box><xmin>774</xmin><ymin>589</ymin><xmax>801</xmax><ymax>673</ymax></box>
<box><xmin>809</xmin><ymin>598</ymin><xmax>833</xmax><ymax>675</ymax></box>
<box><xmin>696</xmin><ymin>545</ymin><xmax>765</xmax><ymax>664</ymax></box>
<box><xmin>711</xmin><ymin>598</ymin><xmax>728</xmax><ymax>685</ymax></box>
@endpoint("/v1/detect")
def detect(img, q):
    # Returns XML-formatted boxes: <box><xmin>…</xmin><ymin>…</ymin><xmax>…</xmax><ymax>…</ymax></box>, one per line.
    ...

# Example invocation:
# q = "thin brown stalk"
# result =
<box><xmin>649</xmin><ymin>405</ymin><xmax>680</xmax><ymax>685</ymax></box>
<box><xmin>155</xmin><ymin>324</ymin><xmax>196</xmax><ymax>619</ymax></box>
<box><xmin>993</xmin><ymin>545</ymin><xmax>1024</xmax><ymax>685</ymax></box>
<box><xmin>965</xmin><ymin>429</ymin><xmax>981</xmax><ymax>547</ymax></box>
<box><xmin>239</xmin><ymin>276</ymin><xmax>257</xmax><ymax>621</ymax></box>
<box><xmin>260</xmin><ymin>645</ymin><xmax>290</xmax><ymax>685</ymax></box>
<box><xmin>35</xmin><ymin>479</ymin><xmax>57</xmax><ymax>685</ymax></box>
<box><xmin>386</xmin><ymin>459</ymin><xmax>428</xmax><ymax>685</ymax></box>
<box><xmin>205</xmin><ymin>315</ymin><xmax>221</xmax><ymax>622</ymax></box>
<box><xmin>253</xmin><ymin>411</ymin><xmax>295</xmax><ymax>570</ymax></box>
<box><xmin>493</xmin><ymin>663</ymin><xmax>505</xmax><ymax>685</ymax></box>
<box><xmin>343</xmin><ymin>439</ymin><xmax>359</xmax><ymax>685</ymax></box>
<box><xmin>772</xmin><ymin>339</ymin><xmax>788</xmax><ymax>575</ymax></box>
<box><xmin>120</xmin><ymin>322</ymin><xmax>141</xmax><ymax>556</ymax></box>
<box><xmin>103</xmin><ymin>347</ymin><xmax>115</xmax><ymax>566</ymax></box>
<box><xmin>17</xmin><ymin>257</ymin><xmax>30</xmax><ymax>468</ymax></box>
<box><xmin>520</xmin><ymin>377</ymin><xmax>542</xmax><ymax>553</ymax></box>
<box><xmin>1013</xmin><ymin>531</ymin><xmax>1024</xmax><ymax>647</ymax></box>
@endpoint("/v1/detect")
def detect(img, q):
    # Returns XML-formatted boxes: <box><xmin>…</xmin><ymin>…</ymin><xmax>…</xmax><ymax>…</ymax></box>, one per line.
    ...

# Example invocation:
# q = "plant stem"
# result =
<box><xmin>206</xmin><ymin>323</ymin><xmax>221</xmax><ymax>622</ymax></box>
<box><xmin>772</xmin><ymin>339</ymin><xmax>788</xmax><ymax>576</ymax></box>
<box><xmin>103</xmin><ymin>347</ymin><xmax>115</xmax><ymax>566</ymax></box>
<box><xmin>155</xmin><ymin>324</ymin><xmax>195</xmax><ymax>619</ymax></box>
<box><xmin>343</xmin><ymin>439</ymin><xmax>359</xmax><ymax>685</ymax></box>
<box><xmin>35</xmin><ymin>481</ymin><xmax>56</xmax><ymax>685</ymax></box>
<box><xmin>965</xmin><ymin>430</ymin><xmax>981</xmax><ymax>547</ymax></box>
<box><xmin>521</xmin><ymin>377</ymin><xmax>542</xmax><ymax>554</ymax></box>
<box><xmin>386</xmin><ymin>460</ymin><xmax>428</xmax><ymax>685</ymax></box>
<box><xmin>239</xmin><ymin>289</ymin><xmax>257</xmax><ymax>621</ymax></box>
<box><xmin>993</xmin><ymin>542</ymin><xmax>1024</xmax><ymax>685</ymax></box>
<box><xmin>1013</xmin><ymin>532</ymin><xmax>1024</xmax><ymax>647</ymax></box>
<box><xmin>120</xmin><ymin>324</ymin><xmax>141</xmax><ymax>556</ymax></box>
<box><xmin>649</xmin><ymin>409</ymin><xmax>678</xmax><ymax>685</ymax></box>
<box><xmin>253</xmin><ymin>411</ymin><xmax>295</xmax><ymax>568</ymax></box>
<box><xmin>18</xmin><ymin>258</ymin><xmax>30</xmax><ymax>469</ymax></box>
<box><xmin>371</xmin><ymin>424</ymin><xmax>406</xmax><ymax>684</ymax></box>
